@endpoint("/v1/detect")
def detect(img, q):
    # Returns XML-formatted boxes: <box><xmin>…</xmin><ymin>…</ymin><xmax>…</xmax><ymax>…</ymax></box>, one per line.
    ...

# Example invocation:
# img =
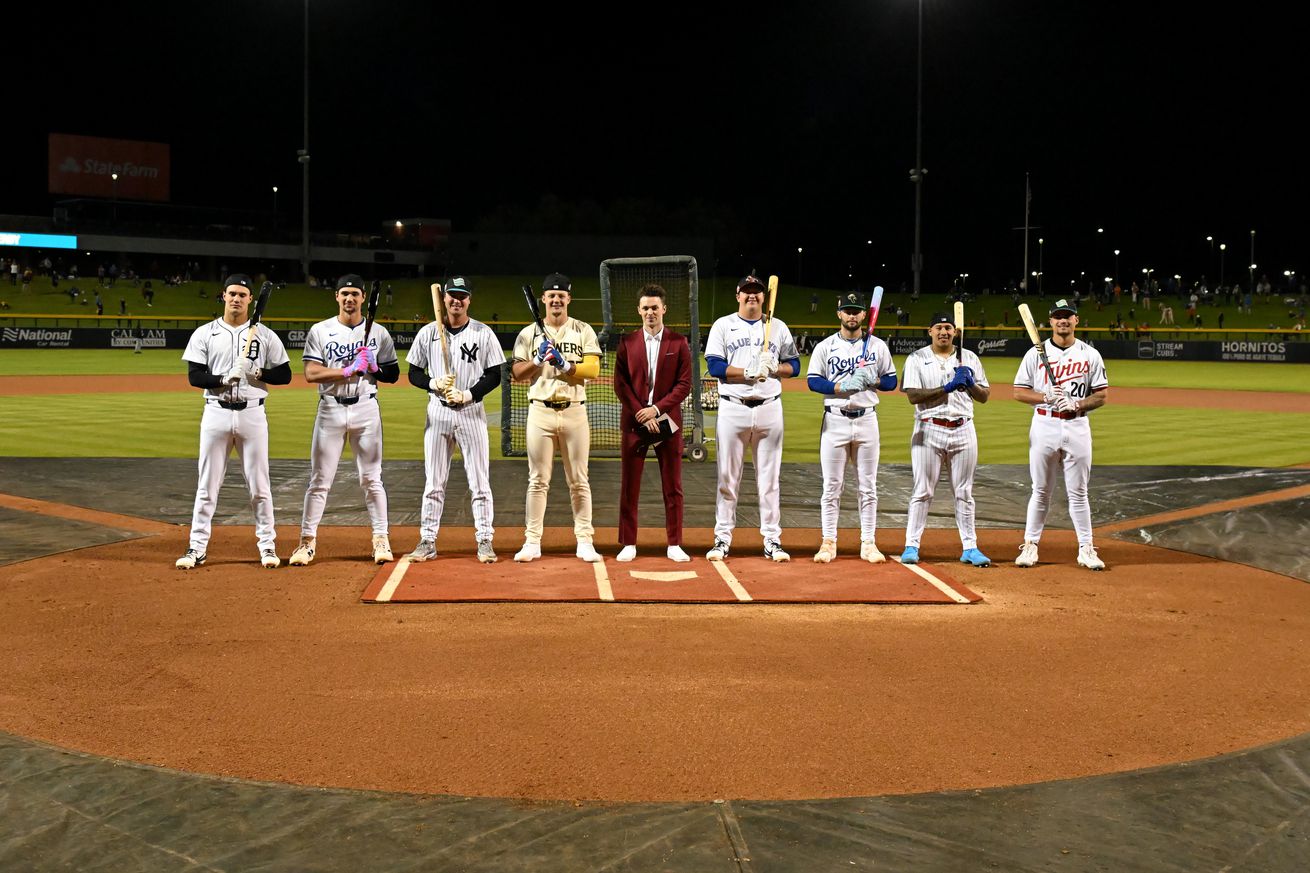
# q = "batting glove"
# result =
<box><xmin>545</xmin><ymin>345</ymin><xmax>566</xmax><ymax>369</ymax></box>
<box><xmin>224</xmin><ymin>365</ymin><xmax>246</xmax><ymax>385</ymax></box>
<box><xmin>444</xmin><ymin>386</ymin><xmax>472</xmax><ymax>406</ymax></box>
<box><xmin>954</xmin><ymin>366</ymin><xmax>975</xmax><ymax>390</ymax></box>
<box><xmin>533</xmin><ymin>339</ymin><xmax>553</xmax><ymax>366</ymax></box>
<box><xmin>742</xmin><ymin>363</ymin><xmax>761</xmax><ymax>383</ymax></box>
<box><xmin>758</xmin><ymin>351</ymin><xmax>779</xmax><ymax>376</ymax></box>
<box><xmin>342</xmin><ymin>357</ymin><xmax>364</xmax><ymax>378</ymax></box>
<box><xmin>840</xmin><ymin>367</ymin><xmax>874</xmax><ymax>394</ymax></box>
<box><xmin>1057</xmin><ymin>394</ymin><xmax>1079</xmax><ymax>414</ymax></box>
<box><xmin>357</xmin><ymin>345</ymin><xmax>379</xmax><ymax>374</ymax></box>
<box><xmin>433</xmin><ymin>374</ymin><xmax>456</xmax><ymax>393</ymax></box>
<box><xmin>1043</xmin><ymin>384</ymin><xmax>1065</xmax><ymax>405</ymax></box>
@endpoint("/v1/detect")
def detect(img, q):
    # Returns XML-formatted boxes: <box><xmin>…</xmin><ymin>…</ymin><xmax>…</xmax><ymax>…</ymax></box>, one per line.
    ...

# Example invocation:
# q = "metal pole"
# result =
<box><xmin>1022</xmin><ymin>173</ymin><xmax>1030</xmax><ymax>296</ymax></box>
<box><xmin>911</xmin><ymin>0</ymin><xmax>924</xmax><ymax>300</ymax></box>
<box><xmin>1249</xmin><ymin>230</ymin><xmax>1255</xmax><ymax>296</ymax></box>
<box><xmin>299</xmin><ymin>0</ymin><xmax>311</xmax><ymax>282</ymax></box>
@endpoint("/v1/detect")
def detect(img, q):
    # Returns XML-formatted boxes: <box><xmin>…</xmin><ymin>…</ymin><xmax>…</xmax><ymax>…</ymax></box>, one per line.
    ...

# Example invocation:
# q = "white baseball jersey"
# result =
<box><xmin>1013</xmin><ymin>338</ymin><xmax>1108</xmax><ymax>408</ymax></box>
<box><xmin>302</xmin><ymin>317</ymin><xmax>398</xmax><ymax>399</ymax></box>
<box><xmin>512</xmin><ymin>318</ymin><xmax>602</xmax><ymax>403</ymax></box>
<box><xmin>182</xmin><ymin>318</ymin><xmax>290</xmax><ymax>404</ymax></box>
<box><xmin>410</xmin><ymin>318</ymin><xmax>505</xmax><ymax>389</ymax></box>
<box><xmin>902</xmin><ymin>346</ymin><xmax>989</xmax><ymax>419</ymax></box>
<box><xmin>704</xmin><ymin>314</ymin><xmax>800</xmax><ymax>400</ymax></box>
<box><xmin>807</xmin><ymin>333</ymin><xmax>895</xmax><ymax>409</ymax></box>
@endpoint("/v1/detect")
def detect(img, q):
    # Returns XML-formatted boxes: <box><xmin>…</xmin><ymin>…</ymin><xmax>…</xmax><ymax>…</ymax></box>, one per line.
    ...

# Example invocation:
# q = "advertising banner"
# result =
<box><xmin>48</xmin><ymin>133</ymin><xmax>171</xmax><ymax>202</ymax></box>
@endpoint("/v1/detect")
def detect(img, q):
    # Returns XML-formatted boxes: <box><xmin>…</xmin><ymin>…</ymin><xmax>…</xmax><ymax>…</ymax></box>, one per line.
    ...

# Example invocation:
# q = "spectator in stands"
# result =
<box><xmin>119</xmin><ymin>298</ymin><xmax>127</xmax><ymax>316</ymax></box>
<box><xmin>95</xmin><ymin>290</ymin><xmax>103</xmax><ymax>314</ymax></box>
<box><xmin>1159</xmin><ymin>304</ymin><xmax>1175</xmax><ymax>325</ymax></box>
<box><xmin>9</xmin><ymin>260</ymin><xmax>18</xmax><ymax>285</ymax></box>
<box><xmin>21</xmin><ymin>269</ymin><xmax>32</xmax><ymax>293</ymax></box>
<box><xmin>385</xmin><ymin>284</ymin><xmax>393</xmax><ymax>306</ymax></box>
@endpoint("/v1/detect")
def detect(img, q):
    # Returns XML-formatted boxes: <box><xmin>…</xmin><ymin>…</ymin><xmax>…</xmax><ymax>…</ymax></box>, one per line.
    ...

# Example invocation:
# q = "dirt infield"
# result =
<box><xmin>2</xmin><ymin>521</ymin><xmax>1310</xmax><ymax>803</ymax></box>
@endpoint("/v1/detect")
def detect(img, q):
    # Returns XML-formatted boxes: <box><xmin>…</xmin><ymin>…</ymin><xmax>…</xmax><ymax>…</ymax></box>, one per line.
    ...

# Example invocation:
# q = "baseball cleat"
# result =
<box><xmin>260</xmin><ymin>549</ymin><xmax>281</xmax><ymax>569</ymax></box>
<box><xmin>813</xmin><ymin>539</ymin><xmax>836</xmax><ymax>563</ymax></box>
<box><xmin>514</xmin><ymin>542</ymin><xmax>542</xmax><ymax>563</ymax></box>
<box><xmin>175</xmin><ymin>549</ymin><xmax>206</xmax><ymax>570</ymax></box>
<box><xmin>1077</xmin><ymin>544</ymin><xmax>1106</xmax><ymax>571</ymax></box>
<box><xmin>576</xmin><ymin>541</ymin><xmax>603</xmax><ymax>563</ymax></box>
<box><xmin>860</xmin><ymin>541</ymin><xmax>887</xmax><ymax>564</ymax></box>
<box><xmin>899</xmin><ymin>546</ymin><xmax>920</xmax><ymax>564</ymax></box>
<box><xmin>764</xmin><ymin>540</ymin><xmax>790</xmax><ymax>562</ymax></box>
<box><xmin>616</xmin><ymin>545</ymin><xmax>638</xmax><ymax>563</ymax></box>
<box><xmin>706</xmin><ymin>539</ymin><xmax>730</xmax><ymax>561</ymax></box>
<box><xmin>372</xmin><ymin>535</ymin><xmax>394</xmax><ymax>565</ymax></box>
<box><xmin>289</xmin><ymin>538</ymin><xmax>316</xmax><ymax>566</ymax></box>
<box><xmin>667</xmin><ymin>545</ymin><xmax>691</xmax><ymax>563</ymax></box>
<box><xmin>1015</xmin><ymin>541</ymin><xmax>1039</xmax><ymax>568</ymax></box>
<box><xmin>960</xmin><ymin>548</ymin><xmax>992</xmax><ymax>567</ymax></box>
<box><xmin>476</xmin><ymin>540</ymin><xmax>498</xmax><ymax>564</ymax></box>
<box><xmin>407</xmin><ymin>539</ymin><xmax>437</xmax><ymax>562</ymax></box>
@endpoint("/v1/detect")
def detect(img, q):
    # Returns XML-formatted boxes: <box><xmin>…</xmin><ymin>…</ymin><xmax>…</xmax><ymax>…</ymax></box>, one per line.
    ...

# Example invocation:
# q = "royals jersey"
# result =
<box><xmin>807</xmin><ymin>332</ymin><xmax>895</xmax><ymax>409</ymax></box>
<box><xmin>302</xmin><ymin>316</ymin><xmax>399</xmax><ymax>399</ymax></box>
<box><xmin>902</xmin><ymin>345</ymin><xmax>989</xmax><ymax>419</ymax></box>
<box><xmin>512</xmin><ymin>317</ymin><xmax>602</xmax><ymax>403</ymax></box>
<box><xmin>182</xmin><ymin>318</ymin><xmax>290</xmax><ymax>404</ymax></box>
<box><xmin>409</xmin><ymin>318</ymin><xmax>505</xmax><ymax>392</ymax></box>
<box><xmin>704</xmin><ymin>314</ymin><xmax>800</xmax><ymax>401</ymax></box>
<box><xmin>1013</xmin><ymin>338</ymin><xmax>1108</xmax><ymax>413</ymax></box>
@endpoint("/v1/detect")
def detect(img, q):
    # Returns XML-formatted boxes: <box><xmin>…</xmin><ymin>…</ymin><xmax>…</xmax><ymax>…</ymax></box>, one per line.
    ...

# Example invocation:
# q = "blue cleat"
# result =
<box><xmin>899</xmin><ymin>546</ymin><xmax>920</xmax><ymax>564</ymax></box>
<box><xmin>960</xmin><ymin>548</ymin><xmax>992</xmax><ymax>567</ymax></box>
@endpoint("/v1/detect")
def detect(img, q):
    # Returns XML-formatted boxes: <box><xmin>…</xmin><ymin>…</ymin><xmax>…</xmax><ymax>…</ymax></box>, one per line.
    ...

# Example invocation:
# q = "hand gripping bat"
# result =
<box><xmin>756</xmin><ymin>274</ymin><xmax>780</xmax><ymax>383</ymax></box>
<box><xmin>1017</xmin><ymin>303</ymin><xmax>1059</xmax><ymax>389</ymax></box>
<box><xmin>430</xmin><ymin>283</ymin><xmax>452</xmax><ymax>370</ymax></box>
<box><xmin>522</xmin><ymin>283</ymin><xmax>552</xmax><ymax>359</ymax></box>
<box><xmin>240</xmin><ymin>281</ymin><xmax>273</xmax><ymax>362</ymax></box>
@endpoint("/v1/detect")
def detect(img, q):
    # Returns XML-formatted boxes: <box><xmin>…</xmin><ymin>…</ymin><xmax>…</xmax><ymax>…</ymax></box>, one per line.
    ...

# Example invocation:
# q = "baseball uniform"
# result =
<box><xmin>703</xmin><ymin>311</ymin><xmax>800</xmax><ymax>557</ymax></box>
<box><xmin>901</xmin><ymin>345</ymin><xmax>989</xmax><ymax>555</ymax></box>
<box><xmin>179</xmin><ymin>315</ymin><xmax>290</xmax><ymax>566</ymax></box>
<box><xmin>806</xmin><ymin>329</ymin><xmax>896</xmax><ymax>558</ymax></box>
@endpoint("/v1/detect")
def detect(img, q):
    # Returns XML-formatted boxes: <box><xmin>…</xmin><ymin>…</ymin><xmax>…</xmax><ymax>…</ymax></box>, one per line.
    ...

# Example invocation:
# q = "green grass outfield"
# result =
<box><xmin>4</xmin><ymin>350</ymin><xmax>1309</xmax><ymax>466</ymax></box>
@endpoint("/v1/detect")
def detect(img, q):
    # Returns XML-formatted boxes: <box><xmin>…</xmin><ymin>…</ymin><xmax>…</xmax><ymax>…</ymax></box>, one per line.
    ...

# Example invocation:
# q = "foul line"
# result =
<box><xmin>709</xmin><ymin>561</ymin><xmax>753</xmax><ymax>602</ymax></box>
<box><xmin>0</xmin><ymin>492</ymin><xmax>173</xmax><ymax>534</ymax></box>
<box><xmin>373</xmin><ymin>558</ymin><xmax>411</xmax><ymax>603</ymax></box>
<box><xmin>593</xmin><ymin>560</ymin><xmax>614</xmax><ymax>602</ymax></box>
<box><xmin>1095</xmin><ymin>482</ymin><xmax>1310</xmax><ymax>536</ymax></box>
<box><xmin>893</xmin><ymin>558</ymin><xmax>971</xmax><ymax>604</ymax></box>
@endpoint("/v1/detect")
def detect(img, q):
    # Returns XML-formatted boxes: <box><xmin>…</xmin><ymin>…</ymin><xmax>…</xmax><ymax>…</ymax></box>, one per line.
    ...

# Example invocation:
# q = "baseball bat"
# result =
<box><xmin>861</xmin><ymin>285</ymin><xmax>885</xmax><ymax>359</ymax></box>
<box><xmin>429</xmin><ymin>283</ymin><xmax>452</xmax><ymax>370</ymax></box>
<box><xmin>363</xmin><ymin>280</ymin><xmax>381</xmax><ymax>343</ymax></box>
<box><xmin>757</xmin><ymin>275</ymin><xmax>780</xmax><ymax>383</ymax></box>
<box><xmin>240</xmin><ymin>281</ymin><xmax>273</xmax><ymax>362</ymax></box>
<box><xmin>953</xmin><ymin>300</ymin><xmax>965</xmax><ymax>368</ymax></box>
<box><xmin>1017</xmin><ymin>303</ymin><xmax>1059</xmax><ymax>389</ymax></box>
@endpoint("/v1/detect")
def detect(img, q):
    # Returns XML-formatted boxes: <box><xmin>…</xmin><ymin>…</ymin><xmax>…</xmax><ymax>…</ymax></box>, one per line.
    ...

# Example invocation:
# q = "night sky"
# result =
<box><xmin>13</xmin><ymin>1</ymin><xmax>1304</xmax><ymax>291</ymax></box>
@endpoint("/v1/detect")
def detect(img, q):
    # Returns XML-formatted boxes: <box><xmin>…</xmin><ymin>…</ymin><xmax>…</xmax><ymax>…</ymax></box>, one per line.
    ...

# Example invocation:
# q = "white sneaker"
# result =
<box><xmin>616</xmin><ymin>545</ymin><xmax>637</xmax><ymax>562</ymax></box>
<box><xmin>175</xmin><ymin>549</ymin><xmax>206</xmax><ymax>570</ymax></box>
<box><xmin>289</xmin><ymin>538</ymin><xmax>315</xmax><ymax>566</ymax></box>
<box><xmin>408</xmin><ymin>539</ymin><xmax>437</xmax><ymax>562</ymax></box>
<box><xmin>764</xmin><ymin>539</ymin><xmax>790</xmax><ymax>562</ymax></box>
<box><xmin>706</xmin><ymin>539</ymin><xmax>730</xmax><ymax>561</ymax></box>
<box><xmin>576</xmin><ymin>541</ymin><xmax>602</xmax><ymax>563</ymax></box>
<box><xmin>1015</xmin><ymin>541</ymin><xmax>1039</xmax><ymax>568</ymax></box>
<box><xmin>372</xmin><ymin>534</ymin><xmax>393</xmax><ymax>565</ymax></box>
<box><xmin>514</xmin><ymin>542</ymin><xmax>541</xmax><ymax>563</ymax></box>
<box><xmin>667</xmin><ymin>545</ymin><xmax>690</xmax><ymax>563</ymax></box>
<box><xmin>476</xmin><ymin>540</ymin><xmax>498</xmax><ymax>564</ymax></box>
<box><xmin>260</xmin><ymin>549</ymin><xmax>281</xmax><ymax>569</ymax></box>
<box><xmin>813</xmin><ymin>539</ymin><xmax>836</xmax><ymax>563</ymax></box>
<box><xmin>860</xmin><ymin>541</ymin><xmax>886</xmax><ymax>564</ymax></box>
<box><xmin>1077</xmin><ymin>543</ymin><xmax>1106</xmax><ymax>571</ymax></box>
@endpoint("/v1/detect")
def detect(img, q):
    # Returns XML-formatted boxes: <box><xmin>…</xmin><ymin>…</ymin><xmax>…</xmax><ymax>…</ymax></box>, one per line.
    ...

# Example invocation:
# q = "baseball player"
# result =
<box><xmin>806</xmin><ymin>293</ymin><xmax>898</xmax><ymax>563</ymax></box>
<box><xmin>510</xmin><ymin>273</ymin><xmax>603</xmax><ymax>562</ymax></box>
<box><xmin>405</xmin><ymin>275</ymin><xmax>505</xmax><ymax>563</ymax></box>
<box><xmin>288</xmin><ymin>275</ymin><xmax>400</xmax><ymax>568</ymax></box>
<box><xmin>1012</xmin><ymin>299</ymin><xmax>1109</xmax><ymax>570</ymax></box>
<box><xmin>176</xmin><ymin>274</ymin><xmax>292</xmax><ymax>570</ymax></box>
<box><xmin>900</xmin><ymin>312</ymin><xmax>992</xmax><ymax>567</ymax></box>
<box><xmin>703</xmin><ymin>274</ymin><xmax>801</xmax><ymax>562</ymax></box>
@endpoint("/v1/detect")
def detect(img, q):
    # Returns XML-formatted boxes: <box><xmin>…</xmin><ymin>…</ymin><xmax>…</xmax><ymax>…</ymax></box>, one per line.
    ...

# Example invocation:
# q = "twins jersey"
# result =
<box><xmin>807</xmin><ymin>333</ymin><xmax>895</xmax><ymax>409</ymax></box>
<box><xmin>902</xmin><ymin>346</ymin><xmax>989</xmax><ymax>419</ymax></box>
<box><xmin>409</xmin><ymin>319</ymin><xmax>506</xmax><ymax>389</ymax></box>
<box><xmin>302</xmin><ymin>317</ymin><xmax>398</xmax><ymax>399</ymax></box>
<box><xmin>704</xmin><ymin>314</ymin><xmax>800</xmax><ymax>400</ymax></box>
<box><xmin>1013</xmin><ymin>338</ymin><xmax>1109</xmax><ymax>412</ymax></box>
<box><xmin>182</xmin><ymin>318</ymin><xmax>290</xmax><ymax>403</ymax></box>
<box><xmin>512</xmin><ymin>318</ymin><xmax>601</xmax><ymax>403</ymax></box>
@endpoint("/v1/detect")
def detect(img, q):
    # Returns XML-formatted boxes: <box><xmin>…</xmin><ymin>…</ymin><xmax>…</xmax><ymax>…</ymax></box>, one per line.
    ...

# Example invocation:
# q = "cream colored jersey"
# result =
<box><xmin>512</xmin><ymin>317</ymin><xmax>602</xmax><ymax>403</ymax></box>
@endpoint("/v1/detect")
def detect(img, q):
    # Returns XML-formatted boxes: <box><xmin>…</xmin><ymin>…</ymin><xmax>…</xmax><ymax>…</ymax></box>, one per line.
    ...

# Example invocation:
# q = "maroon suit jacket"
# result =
<box><xmin>613</xmin><ymin>327</ymin><xmax>692</xmax><ymax>432</ymax></box>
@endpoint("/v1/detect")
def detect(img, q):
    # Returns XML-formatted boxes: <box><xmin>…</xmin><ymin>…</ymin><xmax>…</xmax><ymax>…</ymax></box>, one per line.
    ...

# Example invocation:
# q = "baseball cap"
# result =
<box><xmin>838</xmin><ymin>293</ymin><xmax>864</xmax><ymax>312</ymax></box>
<box><xmin>928</xmin><ymin>311</ymin><xmax>955</xmax><ymax>327</ymax></box>
<box><xmin>336</xmin><ymin>274</ymin><xmax>366</xmax><ymax>291</ymax></box>
<box><xmin>542</xmin><ymin>272</ymin><xmax>571</xmax><ymax>291</ymax></box>
<box><xmin>445</xmin><ymin>275</ymin><xmax>472</xmax><ymax>296</ymax></box>
<box><xmin>1049</xmin><ymin>299</ymin><xmax>1078</xmax><ymax>316</ymax></box>
<box><xmin>737</xmin><ymin>275</ymin><xmax>766</xmax><ymax>292</ymax></box>
<box><xmin>223</xmin><ymin>273</ymin><xmax>253</xmax><ymax>291</ymax></box>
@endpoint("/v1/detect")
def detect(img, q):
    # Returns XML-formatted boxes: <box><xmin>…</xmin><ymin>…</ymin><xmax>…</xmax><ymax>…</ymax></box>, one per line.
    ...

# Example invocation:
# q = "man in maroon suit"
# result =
<box><xmin>612</xmin><ymin>284</ymin><xmax>693</xmax><ymax>562</ymax></box>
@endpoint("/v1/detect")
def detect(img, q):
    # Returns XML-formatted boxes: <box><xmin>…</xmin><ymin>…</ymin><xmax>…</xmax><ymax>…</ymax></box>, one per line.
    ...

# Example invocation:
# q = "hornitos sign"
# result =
<box><xmin>1221</xmin><ymin>341</ymin><xmax>1287</xmax><ymax>362</ymax></box>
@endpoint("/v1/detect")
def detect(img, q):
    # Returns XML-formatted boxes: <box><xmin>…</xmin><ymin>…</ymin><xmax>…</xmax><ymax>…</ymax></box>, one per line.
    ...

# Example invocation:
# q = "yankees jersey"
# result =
<box><xmin>807</xmin><ymin>332</ymin><xmax>895</xmax><ymax>409</ymax></box>
<box><xmin>902</xmin><ymin>345</ymin><xmax>989</xmax><ymax>420</ymax></box>
<box><xmin>409</xmin><ymin>318</ymin><xmax>505</xmax><ymax>392</ymax></box>
<box><xmin>704</xmin><ymin>314</ymin><xmax>800</xmax><ymax>401</ymax></box>
<box><xmin>302</xmin><ymin>316</ymin><xmax>398</xmax><ymax>399</ymax></box>
<box><xmin>1013</xmin><ymin>338</ymin><xmax>1108</xmax><ymax>413</ymax></box>
<box><xmin>182</xmin><ymin>318</ymin><xmax>290</xmax><ymax>404</ymax></box>
<box><xmin>512</xmin><ymin>317</ymin><xmax>602</xmax><ymax>403</ymax></box>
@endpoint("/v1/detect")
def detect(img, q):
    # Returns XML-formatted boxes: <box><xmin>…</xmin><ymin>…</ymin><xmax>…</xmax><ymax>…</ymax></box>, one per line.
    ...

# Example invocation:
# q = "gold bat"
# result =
<box><xmin>1017</xmin><ymin>303</ymin><xmax>1058</xmax><ymax>388</ymax></box>
<box><xmin>757</xmin><ymin>275</ymin><xmax>780</xmax><ymax>383</ymax></box>
<box><xmin>953</xmin><ymin>300</ymin><xmax>965</xmax><ymax>367</ymax></box>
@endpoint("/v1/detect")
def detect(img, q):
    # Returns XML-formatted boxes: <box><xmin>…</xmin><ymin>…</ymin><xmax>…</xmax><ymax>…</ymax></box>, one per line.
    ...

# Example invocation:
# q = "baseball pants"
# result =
<box><xmin>419</xmin><ymin>399</ymin><xmax>495</xmax><ymax>544</ymax></box>
<box><xmin>819</xmin><ymin>410</ymin><xmax>881</xmax><ymax>542</ymax></box>
<box><xmin>300</xmin><ymin>395</ymin><xmax>388</xmax><ymax>538</ymax></box>
<box><xmin>188</xmin><ymin>402</ymin><xmax>276</xmax><ymax>553</ymax></box>
<box><xmin>1023</xmin><ymin>416</ymin><xmax>1094</xmax><ymax>545</ymax></box>
<box><xmin>713</xmin><ymin>398</ymin><xmax>785</xmax><ymax>543</ymax></box>
<box><xmin>524</xmin><ymin>403</ymin><xmax>593</xmax><ymax>543</ymax></box>
<box><xmin>904</xmin><ymin>419</ymin><xmax>979</xmax><ymax>550</ymax></box>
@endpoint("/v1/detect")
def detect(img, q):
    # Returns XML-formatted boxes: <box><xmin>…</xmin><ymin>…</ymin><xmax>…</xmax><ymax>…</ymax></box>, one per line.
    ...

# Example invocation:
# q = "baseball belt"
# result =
<box><xmin>827</xmin><ymin>407</ymin><xmax>872</xmax><ymax>419</ymax></box>
<box><xmin>1037</xmin><ymin>407</ymin><xmax>1084</xmax><ymax>420</ymax></box>
<box><xmin>214</xmin><ymin>398</ymin><xmax>265</xmax><ymax>411</ymax></box>
<box><xmin>723</xmin><ymin>395</ymin><xmax>778</xmax><ymax>408</ymax></box>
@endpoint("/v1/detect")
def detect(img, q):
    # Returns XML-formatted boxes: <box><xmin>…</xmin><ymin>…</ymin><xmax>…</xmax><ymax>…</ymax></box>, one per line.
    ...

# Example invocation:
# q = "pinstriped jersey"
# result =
<box><xmin>902</xmin><ymin>345</ymin><xmax>989</xmax><ymax>420</ymax></box>
<box><xmin>408</xmin><ymin>318</ymin><xmax>505</xmax><ymax>391</ymax></box>
<box><xmin>302</xmin><ymin>316</ymin><xmax>398</xmax><ymax>399</ymax></box>
<box><xmin>182</xmin><ymin>318</ymin><xmax>289</xmax><ymax>404</ymax></box>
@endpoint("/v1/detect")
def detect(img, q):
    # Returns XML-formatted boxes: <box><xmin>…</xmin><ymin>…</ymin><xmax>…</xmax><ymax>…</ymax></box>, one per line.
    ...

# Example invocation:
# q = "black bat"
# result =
<box><xmin>363</xmin><ymin>279</ymin><xmax>382</xmax><ymax>342</ymax></box>
<box><xmin>522</xmin><ymin>283</ymin><xmax>543</xmax><ymax>330</ymax></box>
<box><xmin>241</xmin><ymin>282</ymin><xmax>274</xmax><ymax>360</ymax></box>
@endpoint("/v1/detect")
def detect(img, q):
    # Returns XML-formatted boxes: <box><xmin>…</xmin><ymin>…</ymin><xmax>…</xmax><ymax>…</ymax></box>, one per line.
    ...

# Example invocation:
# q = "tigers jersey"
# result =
<box><xmin>182</xmin><ymin>318</ymin><xmax>289</xmax><ymax>403</ymax></box>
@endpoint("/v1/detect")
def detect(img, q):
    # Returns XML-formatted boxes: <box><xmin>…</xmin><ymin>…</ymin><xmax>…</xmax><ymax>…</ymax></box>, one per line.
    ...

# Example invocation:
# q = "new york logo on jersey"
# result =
<box><xmin>460</xmin><ymin>342</ymin><xmax>480</xmax><ymax>363</ymax></box>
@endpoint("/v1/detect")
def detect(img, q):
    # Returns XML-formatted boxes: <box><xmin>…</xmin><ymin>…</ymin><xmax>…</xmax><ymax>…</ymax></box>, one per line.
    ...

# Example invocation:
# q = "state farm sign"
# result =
<box><xmin>48</xmin><ymin>133</ymin><xmax>171</xmax><ymax>202</ymax></box>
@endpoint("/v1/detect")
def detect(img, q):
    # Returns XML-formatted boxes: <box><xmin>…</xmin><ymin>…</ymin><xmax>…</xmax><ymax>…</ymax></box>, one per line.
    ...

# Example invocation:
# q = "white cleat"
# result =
<box><xmin>260</xmin><ymin>549</ymin><xmax>281</xmax><ymax>569</ymax></box>
<box><xmin>706</xmin><ymin>539</ymin><xmax>730</xmax><ymax>562</ymax></box>
<box><xmin>764</xmin><ymin>540</ymin><xmax>790</xmax><ymax>562</ymax></box>
<box><xmin>175</xmin><ymin>549</ymin><xmax>206</xmax><ymax>570</ymax></box>
<box><xmin>372</xmin><ymin>535</ymin><xmax>394</xmax><ymax>565</ymax></box>
<box><xmin>666</xmin><ymin>545</ymin><xmax>691</xmax><ymax>563</ymax></box>
<box><xmin>616</xmin><ymin>545</ymin><xmax>637</xmax><ymax>563</ymax></box>
<box><xmin>407</xmin><ymin>539</ymin><xmax>437</xmax><ymax>562</ymax></box>
<box><xmin>514</xmin><ymin>542</ymin><xmax>541</xmax><ymax>563</ymax></box>
<box><xmin>289</xmin><ymin>538</ymin><xmax>316</xmax><ymax>567</ymax></box>
<box><xmin>1015</xmin><ymin>541</ymin><xmax>1039</xmax><ymax>568</ymax></box>
<box><xmin>576</xmin><ymin>541</ymin><xmax>603</xmax><ymax>563</ymax></box>
<box><xmin>1077</xmin><ymin>543</ymin><xmax>1106</xmax><ymax>571</ymax></box>
<box><xmin>813</xmin><ymin>539</ymin><xmax>836</xmax><ymax>563</ymax></box>
<box><xmin>476</xmin><ymin>540</ymin><xmax>498</xmax><ymax>564</ymax></box>
<box><xmin>860</xmin><ymin>541</ymin><xmax>887</xmax><ymax>564</ymax></box>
